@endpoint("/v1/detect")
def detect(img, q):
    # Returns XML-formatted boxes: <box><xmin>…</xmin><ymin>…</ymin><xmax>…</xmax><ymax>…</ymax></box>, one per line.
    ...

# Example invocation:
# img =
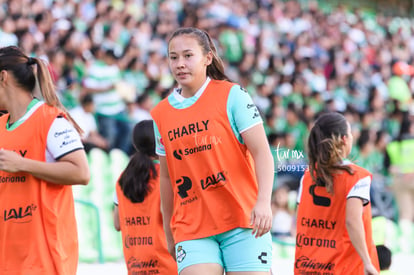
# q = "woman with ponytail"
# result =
<box><xmin>294</xmin><ymin>112</ymin><xmax>379</xmax><ymax>275</ymax></box>
<box><xmin>0</xmin><ymin>46</ymin><xmax>89</xmax><ymax>274</ymax></box>
<box><xmin>113</xmin><ymin>120</ymin><xmax>177</xmax><ymax>274</ymax></box>
<box><xmin>151</xmin><ymin>27</ymin><xmax>274</xmax><ymax>275</ymax></box>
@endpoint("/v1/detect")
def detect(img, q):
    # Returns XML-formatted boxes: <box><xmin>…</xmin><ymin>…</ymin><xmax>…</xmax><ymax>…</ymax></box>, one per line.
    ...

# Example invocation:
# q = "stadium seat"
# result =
<box><xmin>109</xmin><ymin>148</ymin><xmax>130</xmax><ymax>184</ymax></box>
<box><xmin>74</xmin><ymin>148</ymin><xmax>127</xmax><ymax>263</ymax></box>
<box><xmin>75</xmin><ymin>199</ymin><xmax>104</xmax><ymax>263</ymax></box>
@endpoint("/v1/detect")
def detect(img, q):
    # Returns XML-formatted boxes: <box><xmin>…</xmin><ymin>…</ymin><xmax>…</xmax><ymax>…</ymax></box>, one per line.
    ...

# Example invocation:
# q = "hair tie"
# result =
<box><xmin>27</xmin><ymin>57</ymin><xmax>36</xmax><ymax>65</ymax></box>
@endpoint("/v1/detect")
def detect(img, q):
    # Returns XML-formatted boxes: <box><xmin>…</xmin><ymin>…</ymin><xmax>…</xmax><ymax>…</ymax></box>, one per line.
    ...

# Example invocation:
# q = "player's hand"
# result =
<box><xmin>0</xmin><ymin>149</ymin><xmax>23</xmax><ymax>173</ymax></box>
<box><xmin>250</xmin><ymin>200</ymin><xmax>272</xmax><ymax>238</ymax></box>
<box><xmin>364</xmin><ymin>263</ymin><xmax>379</xmax><ymax>275</ymax></box>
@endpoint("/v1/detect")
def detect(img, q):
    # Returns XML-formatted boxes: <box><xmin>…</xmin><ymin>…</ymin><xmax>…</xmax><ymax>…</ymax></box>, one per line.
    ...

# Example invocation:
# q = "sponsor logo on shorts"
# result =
<box><xmin>258</xmin><ymin>252</ymin><xmax>268</xmax><ymax>264</ymax></box>
<box><xmin>176</xmin><ymin>246</ymin><xmax>186</xmax><ymax>263</ymax></box>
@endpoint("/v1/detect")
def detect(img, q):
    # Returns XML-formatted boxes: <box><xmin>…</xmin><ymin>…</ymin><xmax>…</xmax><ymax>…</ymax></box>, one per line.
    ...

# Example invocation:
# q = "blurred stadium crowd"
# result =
<box><xmin>1</xmin><ymin>0</ymin><xmax>414</xmax><ymax>261</ymax></box>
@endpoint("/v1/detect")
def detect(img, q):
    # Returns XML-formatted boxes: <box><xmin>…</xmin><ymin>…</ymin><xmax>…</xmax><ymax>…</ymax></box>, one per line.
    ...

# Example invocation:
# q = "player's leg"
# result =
<box><xmin>176</xmin><ymin>237</ymin><xmax>224</xmax><ymax>275</ymax></box>
<box><xmin>220</xmin><ymin>228</ymin><xmax>272</xmax><ymax>275</ymax></box>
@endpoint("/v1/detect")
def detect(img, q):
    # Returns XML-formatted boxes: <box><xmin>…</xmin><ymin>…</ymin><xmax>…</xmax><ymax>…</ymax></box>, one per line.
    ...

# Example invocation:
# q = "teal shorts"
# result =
<box><xmin>175</xmin><ymin>228</ymin><xmax>272</xmax><ymax>274</ymax></box>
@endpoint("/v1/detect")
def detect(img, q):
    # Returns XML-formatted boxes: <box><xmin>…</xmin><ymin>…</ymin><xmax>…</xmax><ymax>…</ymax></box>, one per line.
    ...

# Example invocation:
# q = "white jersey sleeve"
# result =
<box><xmin>46</xmin><ymin>117</ymin><xmax>84</xmax><ymax>162</ymax></box>
<box><xmin>347</xmin><ymin>176</ymin><xmax>371</xmax><ymax>206</ymax></box>
<box><xmin>297</xmin><ymin>173</ymin><xmax>370</xmax><ymax>206</ymax></box>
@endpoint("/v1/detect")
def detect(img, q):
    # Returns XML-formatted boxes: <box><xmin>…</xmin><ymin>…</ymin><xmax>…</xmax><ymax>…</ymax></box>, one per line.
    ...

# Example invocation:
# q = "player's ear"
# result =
<box><xmin>205</xmin><ymin>52</ymin><xmax>213</xmax><ymax>67</ymax></box>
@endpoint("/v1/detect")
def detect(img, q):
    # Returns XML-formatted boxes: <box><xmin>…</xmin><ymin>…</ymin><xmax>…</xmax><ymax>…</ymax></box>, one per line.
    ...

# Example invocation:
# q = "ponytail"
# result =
<box><xmin>32</xmin><ymin>57</ymin><xmax>83</xmax><ymax>134</ymax></box>
<box><xmin>201</xmin><ymin>30</ymin><xmax>231</xmax><ymax>81</ymax></box>
<box><xmin>118</xmin><ymin>120</ymin><xmax>157</xmax><ymax>203</ymax></box>
<box><xmin>118</xmin><ymin>152</ymin><xmax>157</xmax><ymax>203</ymax></box>
<box><xmin>307</xmin><ymin>112</ymin><xmax>354</xmax><ymax>194</ymax></box>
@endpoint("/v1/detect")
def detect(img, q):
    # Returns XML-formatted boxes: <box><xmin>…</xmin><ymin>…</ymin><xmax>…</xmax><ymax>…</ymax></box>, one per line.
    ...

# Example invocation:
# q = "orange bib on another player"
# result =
<box><xmin>116</xmin><ymin>163</ymin><xmax>177</xmax><ymax>275</ymax></box>
<box><xmin>0</xmin><ymin>104</ymin><xmax>78</xmax><ymax>275</ymax></box>
<box><xmin>295</xmin><ymin>164</ymin><xmax>379</xmax><ymax>275</ymax></box>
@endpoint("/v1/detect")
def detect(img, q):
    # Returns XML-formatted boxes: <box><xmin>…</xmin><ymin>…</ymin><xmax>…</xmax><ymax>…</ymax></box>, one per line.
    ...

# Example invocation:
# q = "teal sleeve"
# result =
<box><xmin>153</xmin><ymin>120</ymin><xmax>166</xmax><ymax>156</ymax></box>
<box><xmin>227</xmin><ymin>85</ymin><xmax>263</xmax><ymax>143</ymax></box>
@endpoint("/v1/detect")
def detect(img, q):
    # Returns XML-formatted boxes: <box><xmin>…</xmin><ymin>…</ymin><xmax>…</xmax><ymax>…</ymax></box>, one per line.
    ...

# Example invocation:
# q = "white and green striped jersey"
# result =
<box><xmin>83</xmin><ymin>60</ymin><xmax>126</xmax><ymax>116</ymax></box>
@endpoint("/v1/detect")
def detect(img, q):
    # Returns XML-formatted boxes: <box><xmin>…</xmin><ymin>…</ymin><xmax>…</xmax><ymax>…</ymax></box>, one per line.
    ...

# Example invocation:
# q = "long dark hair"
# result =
<box><xmin>118</xmin><ymin>120</ymin><xmax>157</xmax><ymax>203</ymax></box>
<box><xmin>168</xmin><ymin>27</ymin><xmax>231</xmax><ymax>81</ymax></box>
<box><xmin>307</xmin><ymin>112</ymin><xmax>354</xmax><ymax>194</ymax></box>
<box><xmin>397</xmin><ymin>111</ymin><xmax>411</xmax><ymax>141</ymax></box>
<box><xmin>0</xmin><ymin>46</ymin><xmax>82</xmax><ymax>133</ymax></box>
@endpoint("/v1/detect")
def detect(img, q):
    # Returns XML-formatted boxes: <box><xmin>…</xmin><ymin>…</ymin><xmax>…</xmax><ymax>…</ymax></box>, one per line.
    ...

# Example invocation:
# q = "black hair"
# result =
<box><xmin>398</xmin><ymin>111</ymin><xmax>411</xmax><ymax>140</ymax></box>
<box><xmin>376</xmin><ymin>245</ymin><xmax>392</xmax><ymax>270</ymax></box>
<box><xmin>80</xmin><ymin>93</ymin><xmax>94</xmax><ymax>106</ymax></box>
<box><xmin>268</xmin><ymin>132</ymin><xmax>286</xmax><ymax>145</ymax></box>
<box><xmin>118</xmin><ymin>120</ymin><xmax>157</xmax><ymax>203</ymax></box>
<box><xmin>357</xmin><ymin>129</ymin><xmax>370</xmax><ymax>150</ymax></box>
<box><xmin>103</xmin><ymin>48</ymin><xmax>119</xmax><ymax>60</ymax></box>
<box><xmin>136</xmin><ymin>92</ymin><xmax>150</xmax><ymax>105</ymax></box>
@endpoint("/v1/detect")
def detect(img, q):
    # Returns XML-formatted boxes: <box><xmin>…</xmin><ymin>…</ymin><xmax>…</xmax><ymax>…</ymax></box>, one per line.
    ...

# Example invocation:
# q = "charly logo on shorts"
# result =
<box><xmin>258</xmin><ymin>252</ymin><xmax>268</xmax><ymax>264</ymax></box>
<box><xmin>176</xmin><ymin>246</ymin><xmax>186</xmax><ymax>263</ymax></box>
